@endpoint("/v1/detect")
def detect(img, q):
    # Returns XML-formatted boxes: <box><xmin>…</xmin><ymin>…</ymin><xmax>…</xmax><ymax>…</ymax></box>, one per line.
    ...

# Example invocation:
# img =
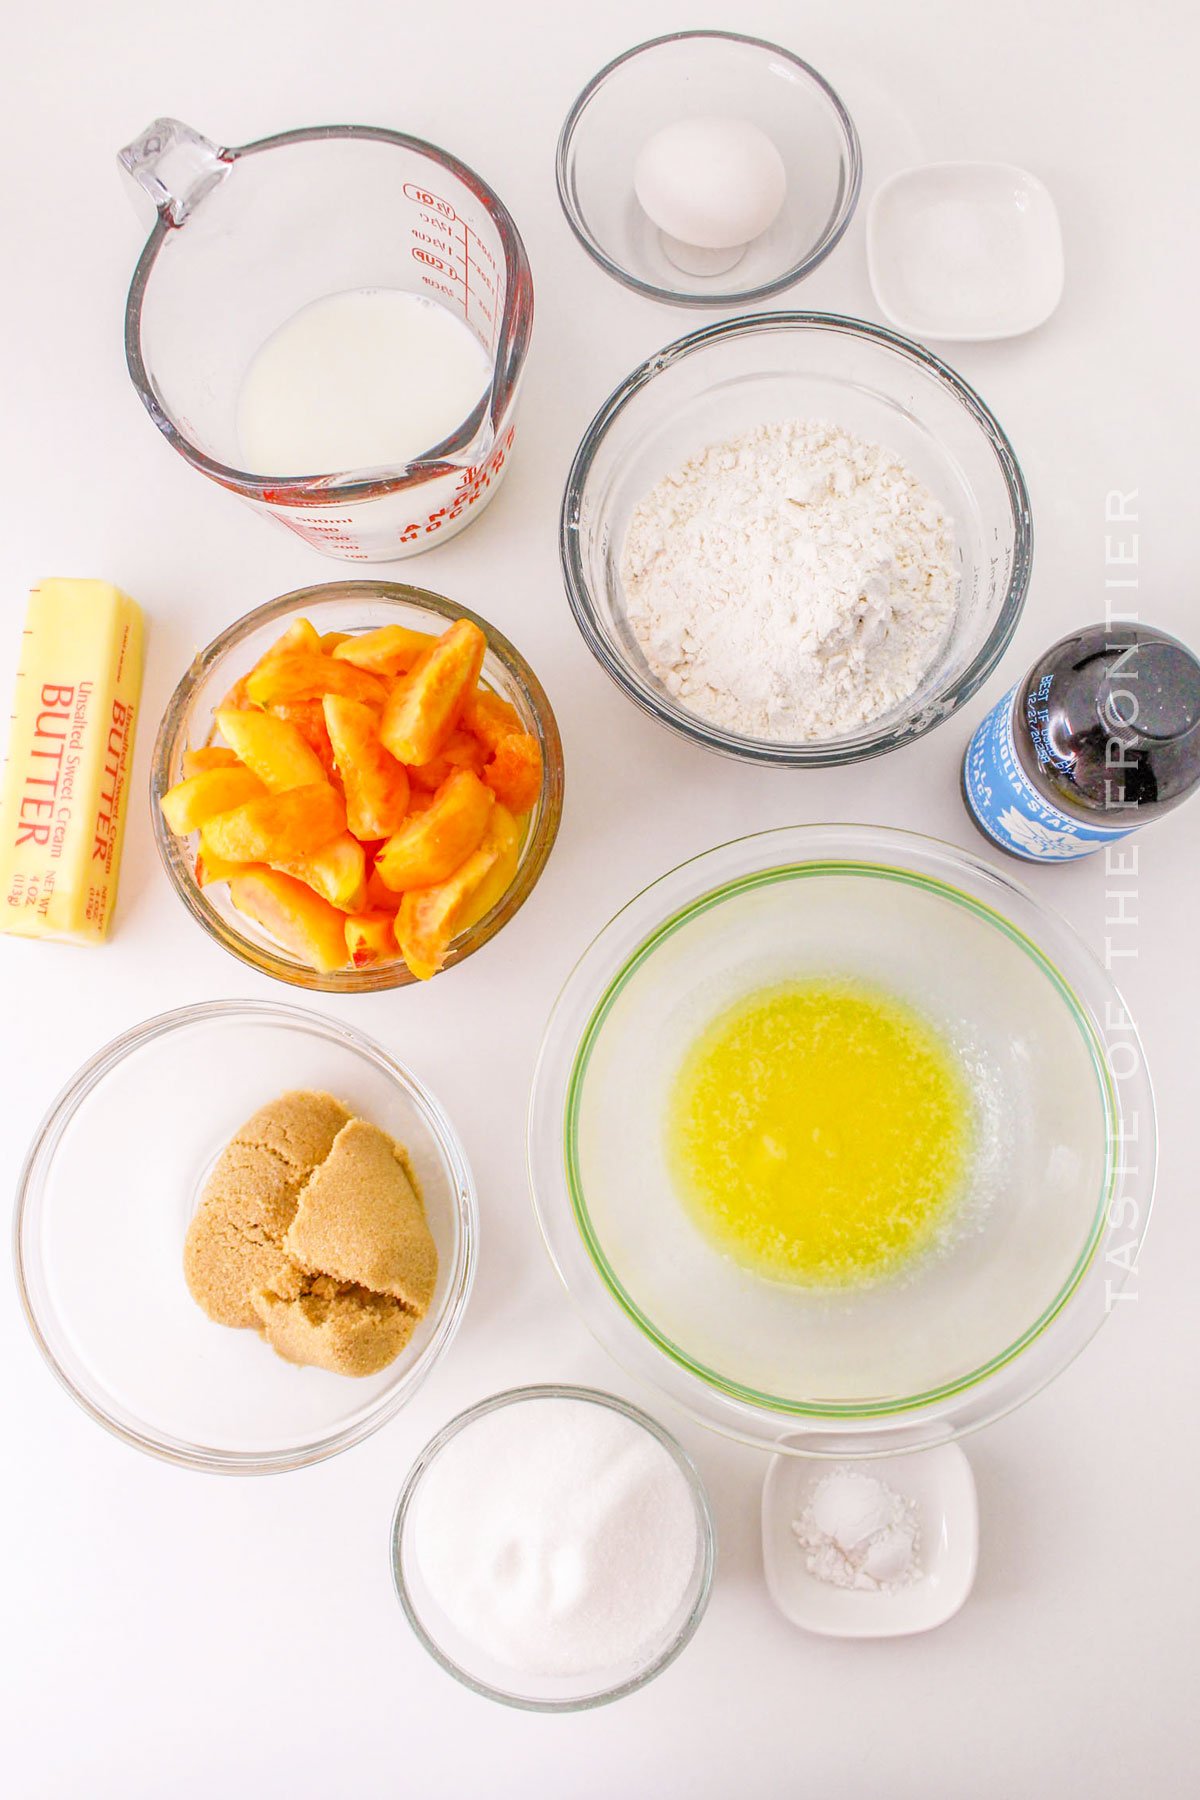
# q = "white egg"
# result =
<box><xmin>634</xmin><ymin>116</ymin><xmax>788</xmax><ymax>251</ymax></box>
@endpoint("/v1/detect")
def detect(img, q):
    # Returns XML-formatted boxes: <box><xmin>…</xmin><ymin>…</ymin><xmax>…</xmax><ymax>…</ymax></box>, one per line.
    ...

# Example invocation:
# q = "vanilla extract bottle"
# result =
<box><xmin>960</xmin><ymin>623</ymin><xmax>1200</xmax><ymax>861</ymax></box>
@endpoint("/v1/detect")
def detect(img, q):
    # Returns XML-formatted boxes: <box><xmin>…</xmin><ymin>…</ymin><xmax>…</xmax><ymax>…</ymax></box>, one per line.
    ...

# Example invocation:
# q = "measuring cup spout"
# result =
<box><xmin>118</xmin><ymin>118</ymin><xmax>231</xmax><ymax>226</ymax></box>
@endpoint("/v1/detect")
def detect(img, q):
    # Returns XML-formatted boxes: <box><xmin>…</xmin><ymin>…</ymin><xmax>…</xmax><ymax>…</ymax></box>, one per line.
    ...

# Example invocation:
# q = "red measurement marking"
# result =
<box><xmin>412</xmin><ymin>246</ymin><xmax>463</xmax><ymax>284</ymax></box>
<box><xmin>267</xmin><ymin>509</ymin><xmax>368</xmax><ymax>558</ymax></box>
<box><xmin>418</xmin><ymin>275</ymin><xmax>457</xmax><ymax>302</ymax></box>
<box><xmin>404</xmin><ymin>182</ymin><xmax>457</xmax><ymax>222</ymax></box>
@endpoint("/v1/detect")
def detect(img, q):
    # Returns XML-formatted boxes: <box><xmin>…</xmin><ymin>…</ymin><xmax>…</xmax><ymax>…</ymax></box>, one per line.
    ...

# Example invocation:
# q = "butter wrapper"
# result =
<box><xmin>0</xmin><ymin>578</ymin><xmax>145</xmax><ymax>944</ymax></box>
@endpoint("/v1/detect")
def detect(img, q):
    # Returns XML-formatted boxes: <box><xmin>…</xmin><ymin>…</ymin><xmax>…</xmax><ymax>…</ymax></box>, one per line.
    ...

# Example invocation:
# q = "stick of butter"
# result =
<box><xmin>0</xmin><ymin>579</ymin><xmax>145</xmax><ymax>944</ymax></box>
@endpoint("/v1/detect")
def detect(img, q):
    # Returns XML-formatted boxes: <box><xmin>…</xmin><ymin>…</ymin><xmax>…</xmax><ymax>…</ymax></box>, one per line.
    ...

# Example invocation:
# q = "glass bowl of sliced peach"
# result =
<box><xmin>152</xmin><ymin>583</ymin><xmax>564</xmax><ymax>990</ymax></box>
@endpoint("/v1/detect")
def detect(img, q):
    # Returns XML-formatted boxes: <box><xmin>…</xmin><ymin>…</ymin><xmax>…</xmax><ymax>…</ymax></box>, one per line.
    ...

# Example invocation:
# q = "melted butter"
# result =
<box><xmin>666</xmin><ymin>979</ymin><xmax>972</xmax><ymax>1287</ymax></box>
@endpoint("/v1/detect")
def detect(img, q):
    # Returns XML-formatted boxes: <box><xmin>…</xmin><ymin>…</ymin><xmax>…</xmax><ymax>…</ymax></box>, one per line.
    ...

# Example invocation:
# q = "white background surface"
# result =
<box><xmin>3</xmin><ymin>2</ymin><xmax>1196</xmax><ymax>1794</ymax></box>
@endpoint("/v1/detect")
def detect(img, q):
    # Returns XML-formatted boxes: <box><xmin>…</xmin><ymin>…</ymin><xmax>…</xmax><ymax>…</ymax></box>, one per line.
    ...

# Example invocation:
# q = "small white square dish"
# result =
<box><xmin>867</xmin><ymin>162</ymin><xmax>1064</xmax><ymax>340</ymax></box>
<box><xmin>761</xmin><ymin>1441</ymin><xmax>978</xmax><ymax>1637</ymax></box>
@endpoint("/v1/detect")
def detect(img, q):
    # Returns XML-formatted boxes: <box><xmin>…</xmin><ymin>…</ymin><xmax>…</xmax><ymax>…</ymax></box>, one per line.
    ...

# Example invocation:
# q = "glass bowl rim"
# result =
<box><xmin>559</xmin><ymin>310</ymin><xmax>1034</xmax><ymax>768</ymax></box>
<box><xmin>151</xmin><ymin>580</ymin><xmax>564</xmax><ymax>992</ymax></box>
<box><xmin>554</xmin><ymin>30</ymin><xmax>864</xmax><ymax>307</ymax></box>
<box><xmin>389</xmin><ymin>1381</ymin><xmax>716</xmax><ymax>1711</ymax></box>
<box><xmin>13</xmin><ymin>997</ymin><xmax>479</xmax><ymax>1474</ymax></box>
<box><xmin>527</xmin><ymin>825</ymin><xmax>1156</xmax><ymax>1455</ymax></box>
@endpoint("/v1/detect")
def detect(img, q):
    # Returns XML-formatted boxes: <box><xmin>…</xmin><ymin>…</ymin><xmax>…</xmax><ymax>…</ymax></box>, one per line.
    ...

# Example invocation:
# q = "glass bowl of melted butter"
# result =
<box><xmin>528</xmin><ymin>825</ymin><xmax>1155</xmax><ymax>1456</ymax></box>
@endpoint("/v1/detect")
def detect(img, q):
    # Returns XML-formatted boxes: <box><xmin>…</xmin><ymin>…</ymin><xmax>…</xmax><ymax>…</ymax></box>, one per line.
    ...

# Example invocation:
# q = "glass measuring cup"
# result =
<box><xmin>119</xmin><ymin>119</ymin><xmax>534</xmax><ymax>561</ymax></box>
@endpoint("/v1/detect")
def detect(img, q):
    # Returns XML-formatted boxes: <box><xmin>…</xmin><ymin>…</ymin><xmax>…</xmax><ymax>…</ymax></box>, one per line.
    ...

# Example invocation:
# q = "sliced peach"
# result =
<box><xmin>242</xmin><ymin>618</ymin><xmax>322</xmax><ymax>701</ymax></box>
<box><xmin>395</xmin><ymin>828</ymin><xmax>509</xmax><ymax>981</ymax></box>
<box><xmin>267</xmin><ymin>700</ymin><xmax>337</xmax><ymax>780</ymax></box>
<box><xmin>182</xmin><ymin>745</ymin><xmax>240</xmax><ymax>778</ymax></box>
<box><xmin>274</xmin><ymin>832</ymin><xmax>367</xmax><ymax>913</ymax></box>
<box><xmin>160</xmin><ymin>764</ymin><xmax>266</xmax><ymax>836</ymax></box>
<box><xmin>461</xmin><ymin>688</ymin><xmax>523</xmax><ymax>755</ymax></box>
<box><xmin>380</xmin><ymin>619</ymin><xmax>486</xmax><ymax>765</ymax></box>
<box><xmin>483</xmin><ymin>732</ymin><xmax>542</xmax><ymax>815</ymax></box>
<box><xmin>319</xmin><ymin>631</ymin><xmax>351</xmax><ymax>653</ymax></box>
<box><xmin>195</xmin><ymin>838</ymin><xmax>252</xmax><ymax>887</ymax></box>
<box><xmin>229</xmin><ymin>869</ymin><xmax>348</xmax><ymax>973</ymax></box>
<box><xmin>455</xmin><ymin>804</ymin><xmax>522</xmax><ymax>932</ymax></box>
<box><xmin>278</xmin><ymin>618</ymin><xmax>322</xmax><ymax>653</ymax></box>
<box><xmin>375</xmin><ymin>769</ymin><xmax>493</xmax><ymax>892</ymax></box>
<box><xmin>408</xmin><ymin>729</ymin><xmax>487</xmax><ymax>794</ymax></box>
<box><xmin>344</xmin><ymin>910</ymin><xmax>397</xmax><ymax>968</ymax></box>
<box><xmin>245</xmin><ymin>648</ymin><xmax>387</xmax><ymax>710</ymax></box>
<box><xmin>331</xmin><ymin>623</ymin><xmax>438</xmax><ymax>677</ymax></box>
<box><xmin>215</xmin><ymin>706</ymin><xmax>327</xmax><ymax>793</ymax></box>
<box><xmin>251</xmin><ymin>616</ymin><xmax>321</xmax><ymax>668</ymax></box>
<box><xmin>217</xmin><ymin>674</ymin><xmax>251</xmax><ymax>714</ymax></box>
<box><xmin>365</xmin><ymin>866</ymin><xmax>403</xmax><ymax>912</ymax></box>
<box><xmin>322</xmin><ymin>696</ymin><xmax>411</xmax><ymax>840</ymax></box>
<box><xmin>202</xmin><ymin>783</ymin><xmax>345</xmax><ymax>864</ymax></box>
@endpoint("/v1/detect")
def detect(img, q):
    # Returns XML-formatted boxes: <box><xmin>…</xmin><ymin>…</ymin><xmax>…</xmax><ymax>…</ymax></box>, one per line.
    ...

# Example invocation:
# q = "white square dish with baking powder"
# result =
<box><xmin>867</xmin><ymin>162</ymin><xmax>1064</xmax><ymax>341</ymax></box>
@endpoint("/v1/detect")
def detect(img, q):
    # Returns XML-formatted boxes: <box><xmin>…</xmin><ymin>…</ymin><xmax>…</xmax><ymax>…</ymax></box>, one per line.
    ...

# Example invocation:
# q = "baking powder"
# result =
<box><xmin>793</xmin><ymin>1468</ymin><xmax>922</xmax><ymax>1592</ymax></box>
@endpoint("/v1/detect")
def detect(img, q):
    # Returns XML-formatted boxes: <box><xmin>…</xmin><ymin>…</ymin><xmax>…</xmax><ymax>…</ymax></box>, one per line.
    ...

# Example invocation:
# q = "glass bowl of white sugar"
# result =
<box><xmin>560</xmin><ymin>312</ymin><xmax>1032</xmax><ymax>766</ymax></box>
<box><xmin>390</xmin><ymin>1385</ymin><xmax>715</xmax><ymax>1709</ymax></box>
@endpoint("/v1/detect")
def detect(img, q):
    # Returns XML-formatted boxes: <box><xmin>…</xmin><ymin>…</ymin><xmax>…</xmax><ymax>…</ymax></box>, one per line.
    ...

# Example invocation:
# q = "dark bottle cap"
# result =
<box><xmin>1016</xmin><ymin>624</ymin><xmax>1200</xmax><ymax>821</ymax></box>
<box><xmin>1098</xmin><ymin>639</ymin><xmax>1200</xmax><ymax>744</ymax></box>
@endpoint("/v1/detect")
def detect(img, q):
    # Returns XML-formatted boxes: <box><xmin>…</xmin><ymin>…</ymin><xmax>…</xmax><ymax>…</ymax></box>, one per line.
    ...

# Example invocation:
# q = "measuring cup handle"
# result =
<box><xmin>117</xmin><ymin>118</ymin><xmax>231</xmax><ymax>226</ymax></box>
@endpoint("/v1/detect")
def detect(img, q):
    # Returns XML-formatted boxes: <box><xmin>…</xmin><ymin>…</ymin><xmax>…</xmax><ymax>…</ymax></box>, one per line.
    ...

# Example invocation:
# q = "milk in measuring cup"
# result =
<box><xmin>236</xmin><ymin>288</ymin><xmax>492</xmax><ymax>475</ymax></box>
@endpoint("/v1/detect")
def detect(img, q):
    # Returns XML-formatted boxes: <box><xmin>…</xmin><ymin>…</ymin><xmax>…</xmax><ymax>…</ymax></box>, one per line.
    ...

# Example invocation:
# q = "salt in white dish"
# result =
<box><xmin>867</xmin><ymin>162</ymin><xmax>1064</xmax><ymax>341</ymax></box>
<box><xmin>761</xmin><ymin>1441</ymin><xmax>978</xmax><ymax>1637</ymax></box>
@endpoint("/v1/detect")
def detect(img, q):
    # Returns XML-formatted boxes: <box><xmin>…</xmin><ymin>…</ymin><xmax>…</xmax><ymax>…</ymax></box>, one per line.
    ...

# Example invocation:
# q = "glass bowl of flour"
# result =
<box><xmin>560</xmin><ymin>312</ymin><xmax>1032</xmax><ymax>765</ymax></box>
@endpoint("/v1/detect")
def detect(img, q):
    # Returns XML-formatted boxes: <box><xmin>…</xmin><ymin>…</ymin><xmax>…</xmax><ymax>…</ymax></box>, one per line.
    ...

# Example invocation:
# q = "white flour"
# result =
<box><xmin>619</xmin><ymin>419</ymin><xmax>960</xmax><ymax>741</ymax></box>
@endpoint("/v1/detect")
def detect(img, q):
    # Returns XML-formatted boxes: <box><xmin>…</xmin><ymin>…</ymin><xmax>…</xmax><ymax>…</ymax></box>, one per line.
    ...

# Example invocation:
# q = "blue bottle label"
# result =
<box><xmin>963</xmin><ymin>682</ymin><xmax>1137</xmax><ymax>861</ymax></box>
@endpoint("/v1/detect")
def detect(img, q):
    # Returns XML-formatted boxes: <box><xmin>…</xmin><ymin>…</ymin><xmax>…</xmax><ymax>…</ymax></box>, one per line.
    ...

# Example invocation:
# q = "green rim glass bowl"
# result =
<box><xmin>560</xmin><ymin>313</ymin><xmax>1032</xmax><ymax>767</ymax></box>
<box><xmin>527</xmin><ymin>827</ymin><xmax>1154</xmax><ymax>1457</ymax></box>
<box><xmin>390</xmin><ymin>1385</ymin><xmax>715</xmax><ymax>1710</ymax></box>
<box><xmin>152</xmin><ymin>581</ymin><xmax>564</xmax><ymax>991</ymax></box>
<box><xmin>14</xmin><ymin>1001</ymin><xmax>477</xmax><ymax>1473</ymax></box>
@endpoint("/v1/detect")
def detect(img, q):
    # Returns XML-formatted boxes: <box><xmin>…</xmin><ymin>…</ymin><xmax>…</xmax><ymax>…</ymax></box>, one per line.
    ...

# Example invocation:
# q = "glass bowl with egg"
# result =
<box><xmin>152</xmin><ymin>581</ymin><xmax>563</xmax><ymax>990</ymax></box>
<box><xmin>14</xmin><ymin>1000</ymin><xmax>478</xmax><ymax>1473</ymax></box>
<box><xmin>527</xmin><ymin>825</ymin><xmax>1154</xmax><ymax>1456</ymax></box>
<box><xmin>560</xmin><ymin>312</ymin><xmax>1032</xmax><ymax>766</ymax></box>
<box><xmin>556</xmin><ymin>31</ymin><xmax>862</xmax><ymax>306</ymax></box>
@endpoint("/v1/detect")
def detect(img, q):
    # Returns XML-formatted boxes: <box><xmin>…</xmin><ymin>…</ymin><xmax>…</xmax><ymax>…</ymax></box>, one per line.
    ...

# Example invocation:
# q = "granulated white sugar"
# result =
<box><xmin>409</xmin><ymin>1396</ymin><xmax>699</xmax><ymax>1679</ymax></box>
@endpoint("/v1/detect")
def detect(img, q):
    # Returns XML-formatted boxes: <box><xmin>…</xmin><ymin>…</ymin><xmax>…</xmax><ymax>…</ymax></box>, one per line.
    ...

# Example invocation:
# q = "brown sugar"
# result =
<box><xmin>183</xmin><ymin>1091</ymin><xmax>438</xmax><ymax>1377</ymax></box>
<box><xmin>184</xmin><ymin>1092</ymin><xmax>350</xmax><ymax>1329</ymax></box>
<box><xmin>284</xmin><ymin>1120</ymin><xmax>438</xmax><ymax>1313</ymax></box>
<box><xmin>251</xmin><ymin>1276</ymin><xmax>417</xmax><ymax>1378</ymax></box>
